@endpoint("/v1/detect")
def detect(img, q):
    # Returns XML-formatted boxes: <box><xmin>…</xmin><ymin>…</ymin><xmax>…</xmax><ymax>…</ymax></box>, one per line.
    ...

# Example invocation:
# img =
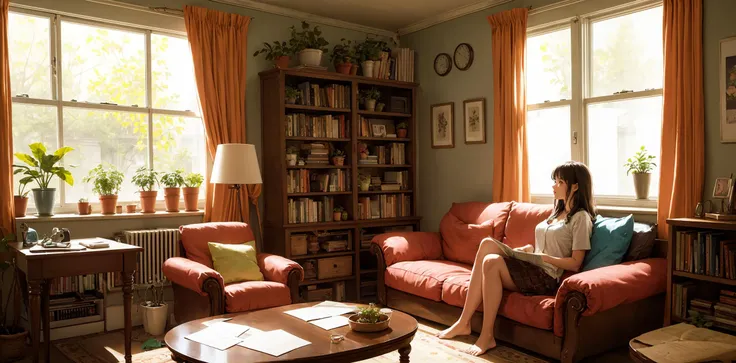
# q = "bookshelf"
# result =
<box><xmin>666</xmin><ymin>218</ymin><xmax>736</xmax><ymax>332</ymax></box>
<box><xmin>260</xmin><ymin>68</ymin><xmax>420</xmax><ymax>303</ymax></box>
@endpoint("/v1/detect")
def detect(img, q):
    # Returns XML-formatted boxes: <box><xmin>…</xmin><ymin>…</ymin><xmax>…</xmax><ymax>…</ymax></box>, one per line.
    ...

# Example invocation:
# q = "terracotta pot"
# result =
<box><xmin>183</xmin><ymin>187</ymin><xmax>200</xmax><ymax>212</ymax></box>
<box><xmin>274</xmin><ymin>55</ymin><xmax>290</xmax><ymax>69</ymax></box>
<box><xmin>633</xmin><ymin>172</ymin><xmax>651</xmax><ymax>200</ymax></box>
<box><xmin>397</xmin><ymin>129</ymin><xmax>408</xmax><ymax>138</ymax></box>
<box><xmin>126</xmin><ymin>204</ymin><xmax>137</xmax><ymax>213</ymax></box>
<box><xmin>164</xmin><ymin>187</ymin><xmax>181</xmax><ymax>212</ymax></box>
<box><xmin>336</xmin><ymin>62</ymin><xmax>352</xmax><ymax>74</ymax></box>
<box><xmin>99</xmin><ymin>195</ymin><xmax>118</xmax><ymax>215</ymax></box>
<box><xmin>0</xmin><ymin>329</ymin><xmax>28</xmax><ymax>362</ymax></box>
<box><xmin>77</xmin><ymin>202</ymin><xmax>90</xmax><ymax>215</ymax></box>
<box><xmin>13</xmin><ymin>196</ymin><xmax>28</xmax><ymax>217</ymax></box>
<box><xmin>139</xmin><ymin>190</ymin><xmax>158</xmax><ymax>213</ymax></box>
<box><xmin>350</xmin><ymin>64</ymin><xmax>359</xmax><ymax>75</ymax></box>
<box><xmin>333</xmin><ymin>212</ymin><xmax>342</xmax><ymax>221</ymax></box>
<box><xmin>332</xmin><ymin>156</ymin><xmax>345</xmax><ymax>166</ymax></box>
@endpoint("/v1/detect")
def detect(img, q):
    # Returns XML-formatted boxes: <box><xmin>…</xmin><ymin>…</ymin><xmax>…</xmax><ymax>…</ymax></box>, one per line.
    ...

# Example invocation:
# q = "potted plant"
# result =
<box><xmin>13</xmin><ymin>143</ymin><xmax>74</xmax><ymax>216</ymax></box>
<box><xmin>331</xmin><ymin>149</ymin><xmax>346</xmax><ymax>166</ymax></box>
<box><xmin>137</xmin><ymin>277</ymin><xmax>168</xmax><ymax>336</ymax></box>
<box><xmin>396</xmin><ymin>121</ymin><xmax>408</xmax><ymax>138</ymax></box>
<box><xmin>285</xmin><ymin>86</ymin><xmax>300</xmax><ymax>105</ymax></box>
<box><xmin>12</xmin><ymin>168</ymin><xmax>31</xmax><ymax>217</ymax></box>
<box><xmin>624</xmin><ymin>145</ymin><xmax>657</xmax><ymax>200</ymax></box>
<box><xmin>359</xmin><ymin>174</ymin><xmax>371</xmax><ymax>191</ymax></box>
<box><xmin>77</xmin><ymin>197</ymin><xmax>90</xmax><ymax>215</ymax></box>
<box><xmin>132</xmin><ymin>167</ymin><xmax>160</xmax><ymax>213</ymax></box>
<box><xmin>333</xmin><ymin>206</ymin><xmax>344</xmax><ymax>222</ymax></box>
<box><xmin>160</xmin><ymin>169</ymin><xmax>184</xmax><ymax>213</ymax></box>
<box><xmin>0</xmin><ymin>232</ymin><xmax>28</xmax><ymax>362</ymax></box>
<box><xmin>183</xmin><ymin>172</ymin><xmax>204</xmax><ymax>212</ymax></box>
<box><xmin>286</xmin><ymin>145</ymin><xmax>299</xmax><ymax>166</ymax></box>
<box><xmin>348</xmin><ymin>303</ymin><xmax>390</xmax><ymax>332</ymax></box>
<box><xmin>83</xmin><ymin>164</ymin><xmax>124</xmax><ymax>215</ymax></box>
<box><xmin>331</xmin><ymin>38</ymin><xmax>354</xmax><ymax>74</ymax></box>
<box><xmin>360</xmin><ymin>88</ymin><xmax>381</xmax><ymax>111</ymax></box>
<box><xmin>289</xmin><ymin>21</ymin><xmax>329</xmax><ymax>67</ymax></box>
<box><xmin>253</xmin><ymin>41</ymin><xmax>293</xmax><ymax>68</ymax></box>
<box><xmin>355</xmin><ymin>39</ymin><xmax>386</xmax><ymax>78</ymax></box>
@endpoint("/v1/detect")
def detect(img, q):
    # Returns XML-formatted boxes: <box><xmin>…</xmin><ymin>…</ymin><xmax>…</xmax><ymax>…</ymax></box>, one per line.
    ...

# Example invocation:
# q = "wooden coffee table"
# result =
<box><xmin>165</xmin><ymin>302</ymin><xmax>417</xmax><ymax>362</ymax></box>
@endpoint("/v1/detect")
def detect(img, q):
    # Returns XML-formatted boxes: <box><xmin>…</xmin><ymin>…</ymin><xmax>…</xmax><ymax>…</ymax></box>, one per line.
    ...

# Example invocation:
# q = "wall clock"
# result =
<box><xmin>434</xmin><ymin>53</ymin><xmax>452</xmax><ymax>76</ymax></box>
<box><xmin>454</xmin><ymin>43</ymin><xmax>474</xmax><ymax>71</ymax></box>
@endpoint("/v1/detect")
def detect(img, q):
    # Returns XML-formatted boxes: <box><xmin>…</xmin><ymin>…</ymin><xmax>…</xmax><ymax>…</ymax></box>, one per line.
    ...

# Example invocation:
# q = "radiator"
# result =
<box><xmin>108</xmin><ymin>228</ymin><xmax>179</xmax><ymax>289</ymax></box>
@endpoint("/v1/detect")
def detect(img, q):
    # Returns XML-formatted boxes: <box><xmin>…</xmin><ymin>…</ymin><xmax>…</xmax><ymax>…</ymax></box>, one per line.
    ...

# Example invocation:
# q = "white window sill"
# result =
<box><xmin>16</xmin><ymin>210</ymin><xmax>204</xmax><ymax>222</ymax></box>
<box><xmin>531</xmin><ymin>195</ymin><xmax>657</xmax><ymax>216</ymax></box>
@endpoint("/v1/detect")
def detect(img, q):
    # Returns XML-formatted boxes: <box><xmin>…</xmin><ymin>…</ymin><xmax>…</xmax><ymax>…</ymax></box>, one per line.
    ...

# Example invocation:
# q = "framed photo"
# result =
<box><xmin>463</xmin><ymin>98</ymin><xmax>486</xmax><ymax>144</ymax></box>
<box><xmin>713</xmin><ymin>177</ymin><xmax>733</xmax><ymax>199</ymax></box>
<box><xmin>720</xmin><ymin>36</ymin><xmax>736</xmax><ymax>142</ymax></box>
<box><xmin>430</xmin><ymin>102</ymin><xmax>454</xmax><ymax>148</ymax></box>
<box><xmin>371</xmin><ymin>124</ymin><xmax>387</xmax><ymax>137</ymax></box>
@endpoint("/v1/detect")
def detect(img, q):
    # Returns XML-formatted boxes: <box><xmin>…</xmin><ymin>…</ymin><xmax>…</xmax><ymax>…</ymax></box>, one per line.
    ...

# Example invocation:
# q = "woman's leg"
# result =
<box><xmin>465</xmin><ymin>254</ymin><xmax>518</xmax><ymax>356</ymax></box>
<box><xmin>437</xmin><ymin>238</ymin><xmax>502</xmax><ymax>339</ymax></box>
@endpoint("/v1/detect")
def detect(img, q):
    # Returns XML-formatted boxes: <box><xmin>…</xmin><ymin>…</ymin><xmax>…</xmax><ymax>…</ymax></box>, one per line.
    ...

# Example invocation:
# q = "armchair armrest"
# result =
<box><xmin>371</xmin><ymin>232</ymin><xmax>443</xmax><ymax>267</ymax></box>
<box><xmin>553</xmin><ymin>258</ymin><xmax>667</xmax><ymax>337</ymax></box>
<box><xmin>257</xmin><ymin>253</ymin><xmax>304</xmax><ymax>284</ymax></box>
<box><xmin>162</xmin><ymin>257</ymin><xmax>224</xmax><ymax>297</ymax></box>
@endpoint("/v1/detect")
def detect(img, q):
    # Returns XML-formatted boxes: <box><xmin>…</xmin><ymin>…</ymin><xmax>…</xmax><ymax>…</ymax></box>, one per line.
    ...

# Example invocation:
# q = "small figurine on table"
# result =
<box><xmin>20</xmin><ymin>223</ymin><xmax>38</xmax><ymax>248</ymax></box>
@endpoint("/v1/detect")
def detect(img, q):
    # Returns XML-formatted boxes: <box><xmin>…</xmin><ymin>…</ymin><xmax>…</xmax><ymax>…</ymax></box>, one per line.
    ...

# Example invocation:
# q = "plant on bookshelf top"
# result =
<box><xmin>360</xmin><ymin>88</ymin><xmax>381</xmax><ymax>111</ymax></box>
<box><xmin>253</xmin><ymin>41</ymin><xmax>293</xmax><ymax>69</ymax></box>
<box><xmin>0</xmin><ymin>232</ymin><xmax>26</xmax><ymax>355</ymax></box>
<box><xmin>83</xmin><ymin>164</ymin><xmax>124</xmax><ymax>215</ymax></box>
<box><xmin>285</xmin><ymin>86</ymin><xmax>300</xmax><ymax>104</ymax></box>
<box><xmin>355</xmin><ymin>38</ymin><xmax>387</xmax><ymax>78</ymax></box>
<box><xmin>183</xmin><ymin>172</ymin><xmax>204</xmax><ymax>212</ymax></box>
<box><xmin>331</xmin><ymin>38</ymin><xmax>355</xmax><ymax>75</ymax></box>
<box><xmin>132</xmin><ymin>167</ymin><xmax>160</xmax><ymax>214</ymax></box>
<box><xmin>396</xmin><ymin>121</ymin><xmax>408</xmax><ymax>138</ymax></box>
<box><xmin>14</xmin><ymin>142</ymin><xmax>75</xmax><ymax>216</ymax></box>
<box><xmin>289</xmin><ymin>21</ymin><xmax>329</xmax><ymax>67</ymax></box>
<box><xmin>331</xmin><ymin>149</ymin><xmax>346</xmax><ymax>166</ymax></box>
<box><xmin>161</xmin><ymin>169</ymin><xmax>185</xmax><ymax>213</ymax></box>
<box><xmin>624</xmin><ymin>145</ymin><xmax>657</xmax><ymax>200</ymax></box>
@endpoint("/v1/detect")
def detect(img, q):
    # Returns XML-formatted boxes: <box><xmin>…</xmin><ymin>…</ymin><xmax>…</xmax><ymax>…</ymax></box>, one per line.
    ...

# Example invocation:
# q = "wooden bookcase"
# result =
<box><xmin>259</xmin><ymin>68</ymin><xmax>420</xmax><ymax>302</ymax></box>
<box><xmin>666</xmin><ymin>217</ymin><xmax>736</xmax><ymax>330</ymax></box>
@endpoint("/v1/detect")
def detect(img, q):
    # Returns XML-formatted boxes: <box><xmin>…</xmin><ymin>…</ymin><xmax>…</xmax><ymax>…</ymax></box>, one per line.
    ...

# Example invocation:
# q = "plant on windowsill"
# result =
<box><xmin>285</xmin><ymin>86</ymin><xmax>300</xmax><ymax>105</ymax></box>
<box><xmin>12</xmin><ymin>166</ymin><xmax>31</xmax><ymax>217</ymax></box>
<box><xmin>13</xmin><ymin>142</ymin><xmax>75</xmax><ymax>217</ymax></box>
<box><xmin>289</xmin><ymin>21</ymin><xmax>329</xmax><ymax>67</ymax></box>
<box><xmin>160</xmin><ymin>169</ymin><xmax>184</xmax><ymax>213</ymax></box>
<box><xmin>83</xmin><ymin>164</ymin><xmax>125</xmax><ymax>215</ymax></box>
<box><xmin>360</xmin><ymin>88</ymin><xmax>381</xmax><ymax>111</ymax></box>
<box><xmin>182</xmin><ymin>172</ymin><xmax>204</xmax><ymax>212</ymax></box>
<box><xmin>349</xmin><ymin>303</ymin><xmax>390</xmax><ymax>332</ymax></box>
<box><xmin>624</xmin><ymin>145</ymin><xmax>657</xmax><ymax>200</ymax></box>
<box><xmin>132</xmin><ymin>167</ymin><xmax>160</xmax><ymax>214</ymax></box>
<box><xmin>0</xmin><ymin>232</ymin><xmax>27</xmax><ymax>362</ymax></box>
<box><xmin>136</xmin><ymin>277</ymin><xmax>168</xmax><ymax>336</ymax></box>
<box><xmin>77</xmin><ymin>197</ymin><xmax>90</xmax><ymax>216</ymax></box>
<box><xmin>331</xmin><ymin>149</ymin><xmax>346</xmax><ymax>166</ymax></box>
<box><xmin>331</xmin><ymin>38</ymin><xmax>355</xmax><ymax>74</ymax></box>
<box><xmin>253</xmin><ymin>41</ymin><xmax>293</xmax><ymax>69</ymax></box>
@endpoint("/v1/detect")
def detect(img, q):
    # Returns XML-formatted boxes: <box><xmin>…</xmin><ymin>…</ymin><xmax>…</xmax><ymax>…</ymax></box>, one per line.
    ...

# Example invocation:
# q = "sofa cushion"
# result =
<box><xmin>208</xmin><ymin>241</ymin><xmax>264</xmax><ymax>284</ymax></box>
<box><xmin>624</xmin><ymin>222</ymin><xmax>657</xmax><ymax>261</ymax></box>
<box><xmin>583</xmin><ymin>215</ymin><xmax>634</xmax><ymax>271</ymax></box>
<box><xmin>441</xmin><ymin>271</ymin><xmax>554</xmax><ymax>330</ymax></box>
<box><xmin>224</xmin><ymin>280</ymin><xmax>291</xmax><ymax>313</ymax></box>
<box><xmin>180</xmin><ymin>222</ymin><xmax>256</xmax><ymax>268</ymax></box>
<box><xmin>385</xmin><ymin>260</ymin><xmax>471</xmax><ymax>301</ymax></box>
<box><xmin>440</xmin><ymin>202</ymin><xmax>512</xmax><ymax>264</ymax></box>
<box><xmin>503</xmin><ymin>202</ymin><xmax>554</xmax><ymax>248</ymax></box>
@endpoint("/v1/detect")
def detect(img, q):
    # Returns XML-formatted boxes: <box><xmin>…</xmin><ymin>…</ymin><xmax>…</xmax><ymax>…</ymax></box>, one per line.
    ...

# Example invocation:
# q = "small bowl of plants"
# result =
<box><xmin>348</xmin><ymin>303</ymin><xmax>390</xmax><ymax>332</ymax></box>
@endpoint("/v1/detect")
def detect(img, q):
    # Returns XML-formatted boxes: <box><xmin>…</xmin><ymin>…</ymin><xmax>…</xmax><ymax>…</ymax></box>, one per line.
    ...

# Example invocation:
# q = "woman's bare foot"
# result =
<box><xmin>465</xmin><ymin>335</ymin><xmax>496</xmax><ymax>356</ymax></box>
<box><xmin>436</xmin><ymin>321</ymin><xmax>471</xmax><ymax>339</ymax></box>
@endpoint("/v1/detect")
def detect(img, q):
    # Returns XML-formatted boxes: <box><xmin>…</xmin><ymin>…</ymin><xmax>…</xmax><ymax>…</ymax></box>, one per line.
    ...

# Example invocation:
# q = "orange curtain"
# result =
<box><xmin>0</xmin><ymin>0</ymin><xmax>14</xmax><ymax>234</ymax></box>
<box><xmin>488</xmin><ymin>8</ymin><xmax>529</xmax><ymax>203</ymax></box>
<box><xmin>184</xmin><ymin>6</ymin><xmax>262</xmax><ymax>224</ymax></box>
<box><xmin>657</xmin><ymin>0</ymin><xmax>704</xmax><ymax>239</ymax></box>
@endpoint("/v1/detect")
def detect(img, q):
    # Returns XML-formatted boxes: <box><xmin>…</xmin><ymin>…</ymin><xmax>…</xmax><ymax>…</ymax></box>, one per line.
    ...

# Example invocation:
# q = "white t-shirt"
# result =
<box><xmin>534</xmin><ymin>210</ymin><xmax>593</xmax><ymax>279</ymax></box>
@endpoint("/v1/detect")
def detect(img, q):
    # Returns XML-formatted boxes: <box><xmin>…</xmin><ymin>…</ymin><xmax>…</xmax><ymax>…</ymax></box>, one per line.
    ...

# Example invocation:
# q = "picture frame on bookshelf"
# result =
<box><xmin>463</xmin><ymin>98</ymin><xmax>486</xmax><ymax>144</ymax></box>
<box><xmin>713</xmin><ymin>177</ymin><xmax>733</xmax><ymax>199</ymax></box>
<box><xmin>389</xmin><ymin>96</ymin><xmax>409</xmax><ymax>114</ymax></box>
<box><xmin>431</xmin><ymin>102</ymin><xmax>454</xmax><ymax>148</ymax></box>
<box><xmin>371</xmin><ymin>124</ymin><xmax>387</xmax><ymax>137</ymax></box>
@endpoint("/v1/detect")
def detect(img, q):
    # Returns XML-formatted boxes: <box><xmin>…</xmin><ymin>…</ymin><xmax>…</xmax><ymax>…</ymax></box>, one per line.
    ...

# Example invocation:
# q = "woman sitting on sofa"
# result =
<box><xmin>437</xmin><ymin>161</ymin><xmax>596</xmax><ymax>356</ymax></box>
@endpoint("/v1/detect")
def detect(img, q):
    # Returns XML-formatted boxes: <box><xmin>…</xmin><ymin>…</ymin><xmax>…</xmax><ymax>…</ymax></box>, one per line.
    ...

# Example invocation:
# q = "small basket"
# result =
<box><xmin>348</xmin><ymin>313</ymin><xmax>390</xmax><ymax>332</ymax></box>
<box><xmin>0</xmin><ymin>329</ymin><xmax>28</xmax><ymax>362</ymax></box>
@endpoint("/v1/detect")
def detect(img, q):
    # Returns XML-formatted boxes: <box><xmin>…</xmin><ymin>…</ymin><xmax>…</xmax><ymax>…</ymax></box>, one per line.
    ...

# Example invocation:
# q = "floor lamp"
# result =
<box><xmin>210</xmin><ymin>144</ymin><xmax>263</xmax><ymax>226</ymax></box>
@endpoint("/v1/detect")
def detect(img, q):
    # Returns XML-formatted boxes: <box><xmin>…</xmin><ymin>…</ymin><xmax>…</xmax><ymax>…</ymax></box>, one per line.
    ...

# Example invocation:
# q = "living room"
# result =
<box><xmin>0</xmin><ymin>0</ymin><xmax>734</xmax><ymax>362</ymax></box>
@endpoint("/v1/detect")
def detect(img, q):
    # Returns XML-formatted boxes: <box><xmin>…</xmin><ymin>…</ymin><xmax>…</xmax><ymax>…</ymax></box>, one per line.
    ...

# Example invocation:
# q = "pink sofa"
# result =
<box><xmin>371</xmin><ymin>202</ymin><xmax>667</xmax><ymax>362</ymax></box>
<box><xmin>163</xmin><ymin>222</ymin><xmax>304</xmax><ymax>324</ymax></box>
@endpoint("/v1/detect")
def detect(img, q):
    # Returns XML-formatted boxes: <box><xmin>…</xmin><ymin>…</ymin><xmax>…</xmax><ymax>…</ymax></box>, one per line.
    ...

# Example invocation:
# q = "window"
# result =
<box><xmin>9</xmin><ymin>9</ymin><xmax>205</xmax><ymax>211</ymax></box>
<box><xmin>526</xmin><ymin>4</ymin><xmax>663</xmax><ymax>204</ymax></box>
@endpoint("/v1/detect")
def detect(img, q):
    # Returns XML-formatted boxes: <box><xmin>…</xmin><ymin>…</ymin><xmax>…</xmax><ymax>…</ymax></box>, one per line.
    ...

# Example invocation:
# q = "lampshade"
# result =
<box><xmin>210</xmin><ymin>144</ymin><xmax>263</xmax><ymax>185</ymax></box>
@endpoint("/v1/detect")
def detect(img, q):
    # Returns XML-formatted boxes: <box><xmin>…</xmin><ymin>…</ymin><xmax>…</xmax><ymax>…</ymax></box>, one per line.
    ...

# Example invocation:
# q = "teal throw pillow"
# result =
<box><xmin>582</xmin><ymin>214</ymin><xmax>635</xmax><ymax>271</ymax></box>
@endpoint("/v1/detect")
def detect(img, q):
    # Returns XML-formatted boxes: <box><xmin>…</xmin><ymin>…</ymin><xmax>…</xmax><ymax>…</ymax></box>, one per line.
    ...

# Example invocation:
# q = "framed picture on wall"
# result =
<box><xmin>720</xmin><ymin>36</ymin><xmax>736</xmax><ymax>143</ymax></box>
<box><xmin>463</xmin><ymin>98</ymin><xmax>486</xmax><ymax>144</ymax></box>
<box><xmin>430</xmin><ymin>102</ymin><xmax>454</xmax><ymax>148</ymax></box>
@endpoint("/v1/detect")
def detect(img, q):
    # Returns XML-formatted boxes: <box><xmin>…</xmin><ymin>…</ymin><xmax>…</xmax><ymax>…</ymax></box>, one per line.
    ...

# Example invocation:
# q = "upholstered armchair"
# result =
<box><xmin>162</xmin><ymin>222</ymin><xmax>303</xmax><ymax>324</ymax></box>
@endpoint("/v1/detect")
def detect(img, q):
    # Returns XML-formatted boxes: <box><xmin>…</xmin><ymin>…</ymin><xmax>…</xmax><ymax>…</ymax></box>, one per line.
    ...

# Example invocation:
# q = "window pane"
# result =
<box><xmin>61</xmin><ymin>21</ymin><xmax>146</xmax><ymax>106</ymax></box>
<box><xmin>591</xmin><ymin>7</ymin><xmax>663</xmax><ymax>97</ymax></box>
<box><xmin>587</xmin><ymin>96</ymin><xmax>662</xmax><ymax>197</ymax></box>
<box><xmin>12</xmin><ymin>103</ymin><xmax>59</xmax><ymax>206</ymax></box>
<box><xmin>152</xmin><ymin>34</ymin><xmax>199</xmax><ymax>113</ymax></box>
<box><xmin>153</xmin><ymin>115</ymin><xmax>206</xmax><ymax>199</ymax></box>
<box><xmin>9</xmin><ymin>12</ymin><xmax>52</xmax><ymax>99</ymax></box>
<box><xmin>527</xmin><ymin>106</ymin><xmax>571</xmax><ymax>195</ymax></box>
<box><xmin>63</xmin><ymin>108</ymin><xmax>148</xmax><ymax>203</ymax></box>
<box><xmin>527</xmin><ymin>28</ymin><xmax>572</xmax><ymax>104</ymax></box>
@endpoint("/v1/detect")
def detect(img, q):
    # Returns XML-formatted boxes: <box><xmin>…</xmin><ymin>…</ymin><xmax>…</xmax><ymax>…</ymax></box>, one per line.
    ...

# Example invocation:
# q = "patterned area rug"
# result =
<box><xmin>55</xmin><ymin>319</ymin><xmax>548</xmax><ymax>363</ymax></box>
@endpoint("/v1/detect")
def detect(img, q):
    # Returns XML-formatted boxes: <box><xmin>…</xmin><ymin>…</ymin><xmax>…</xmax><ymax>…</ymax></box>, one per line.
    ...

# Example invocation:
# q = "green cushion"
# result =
<box><xmin>582</xmin><ymin>215</ymin><xmax>634</xmax><ymax>271</ymax></box>
<box><xmin>208</xmin><ymin>241</ymin><xmax>264</xmax><ymax>284</ymax></box>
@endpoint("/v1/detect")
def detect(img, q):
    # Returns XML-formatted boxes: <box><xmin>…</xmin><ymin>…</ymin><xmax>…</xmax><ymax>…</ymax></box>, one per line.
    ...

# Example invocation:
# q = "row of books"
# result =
<box><xmin>358</xmin><ymin>195</ymin><xmax>411</xmax><ymax>220</ymax></box>
<box><xmin>49</xmin><ymin>300</ymin><xmax>98</xmax><ymax>322</ymax></box>
<box><xmin>287</xmin><ymin>169</ymin><xmax>351</xmax><ymax>193</ymax></box>
<box><xmin>300</xmin><ymin>143</ymin><xmax>331</xmax><ymax>165</ymax></box>
<box><xmin>674</xmin><ymin>230</ymin><xmax>736</xmax><ymax>278</ymax></box>
<box><xmin>295</xmin><ymin>82</ymin><xmax>350</xmax><ymax>108</ymax></box>
<box><xmin>391</xmin><ymin>48</ymin><xmax>415</xmax><ymax>82</ymax></box>
<box><xmin>286</xmin><ymin>114</ymin><xmax>349</xmax><ymax>138</ymax></box>
<box><xmin>676</xmin><ymin>288</ymin><xmax>736</xmax><ymax>331</ymax></box>
<box><xmin>49</xmin><ymin>275</ymin><xmax>102</xmax><ymax>296</ymax></box>
<box><xmin>358</xmin><ymin>143</ymin><xmax>406</xmax><ymax>165</ymax></box>
<box><xmin>287</xmin><ymin>197</ymin><xmax>336</xmax><ymax>224</ymax></box>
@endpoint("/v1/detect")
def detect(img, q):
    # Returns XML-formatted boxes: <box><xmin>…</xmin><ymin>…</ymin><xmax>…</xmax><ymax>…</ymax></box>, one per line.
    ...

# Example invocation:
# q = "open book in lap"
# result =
<box><xmin>488</xmin><ymin>238</ymin><xmax>546</xmax><ymax>269</ymax></box>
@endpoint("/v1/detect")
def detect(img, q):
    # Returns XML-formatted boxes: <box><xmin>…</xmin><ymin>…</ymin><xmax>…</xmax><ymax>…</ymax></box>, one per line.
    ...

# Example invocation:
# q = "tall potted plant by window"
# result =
<box><xmin>132</xmin><ymin>167</ymin><xmax>160</xmax><ymax>213</ymax></box>
<box><xmin>12</xmin><ymin>167</ymin><xmax>31</xmax><ymax>217</ymax></box>
<box><xmin>83</xmin><ymin>164</ymin><xmax>125</xmax><ymax>215</ymax></box>
<box><xmin>624</xmin><ymin>146</ymin><xmax>657</xmax><ymax>200</ymax></box>
<box><xmin>182</xmin><ymin>172</ymin><xmax>204</xmax><ymax>212</ymax></box>
<box><xmin>13</xmin><ymin>143</ymin><xmax>74</xmax><ymax>216</ymax></box>
<box><xmin>160</xmin><ymin>169</ymin><xmax>184</xmax><ymax>213</ymax></box>
<box><xmin>253</xmin><ymin>41</ymin><xmax>293</xmax><ymax>69</ymax></box>
<box><xmin>0</xmin><ymin>232</ymin><xmax>27</xmax><ymax>362</ymax></box>
<box><xmin>289</xmin><ymin>21</ymin><xmax>329</xmax><ymax>67</ymax></box>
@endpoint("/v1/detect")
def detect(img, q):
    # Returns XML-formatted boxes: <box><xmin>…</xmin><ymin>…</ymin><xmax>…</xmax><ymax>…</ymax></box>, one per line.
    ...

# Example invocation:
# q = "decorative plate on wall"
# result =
<box><xmin>454</xmin><ymin>43</ymin><xmax>474</xmax><ymax>71</ymax></box>
<box><xmin>434</xmin><ymin>53</ymin><xmax>452</xmax><ymax>76</ymax></box>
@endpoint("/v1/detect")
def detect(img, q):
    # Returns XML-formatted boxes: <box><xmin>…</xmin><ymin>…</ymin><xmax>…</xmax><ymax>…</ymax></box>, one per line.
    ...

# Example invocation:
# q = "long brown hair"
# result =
<box><xmin>549</xmin><ymin>161</ymin><xmax>596</xmax><ymax>223</ymax></box>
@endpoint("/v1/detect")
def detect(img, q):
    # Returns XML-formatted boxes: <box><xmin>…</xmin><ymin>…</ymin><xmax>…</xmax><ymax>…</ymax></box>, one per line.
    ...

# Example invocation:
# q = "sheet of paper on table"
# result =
<box><xmin>206</xmin><ymin>322</ymin><xmax>250</xmax><ymax>337</ymax></box>
<box><xmin>309</xmin><ymin>315</ymin><xmax>350</xmax><ymax>330</ymax></box>
<box><xmin>185</xmin><ymin>328</ymin><xmax>241</xmax><ymax>351</ymax></box>
<box><xmin>202</xmin><ymin>318</ymin><xmax>233</xmax><ymax>327</ymax></box>
<box><xmin>314</xmin><ymin>301</ymin><xmax>356</xmax><ymax>310</ymax></box>
<box><xmin>238</xmin><ymin>329</ymin><xmax>311</xmax><ymax>356</ymax></box>
<box><xmin>284</xmin><ymin>306</ymin><xmax>354</xmax><ymax>321</ymax></box>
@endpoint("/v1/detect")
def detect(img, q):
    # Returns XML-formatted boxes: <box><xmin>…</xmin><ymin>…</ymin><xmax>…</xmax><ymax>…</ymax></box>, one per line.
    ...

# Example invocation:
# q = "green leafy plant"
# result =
<box><xmin>624</xmin><ymin>146</ymin><xmax>657</xmax><ymax>175</ymax></box>
<box><xmin>289</xmin><ymin>21</ymin><xmax>329</xmax><ymax>52</ymax></box>
<box><xmin>356</xmin><ymin>303</ymin><xmax>382</xmax><ymax>324</ymax></box>
<box><xmin>1</xmin><ymin>232</ymin><xmax>23</xmax><ymax>335</ymax></box>
<box><xmin>83</xmin><ymin>164</ymin><xmax>125</xmax><ymax>196</ymax></box>
<box><xmin>160</xmin><ymin>169</ymin><xmax>185</xmax><ymax>188</ymax></box>
<box><xmin>78</xmin><ymin>197</ymin><xmax>88</xmax><ymax>203</ymax></box>
<box><xmin>396</xmin><ymin>121</ymin><xmax>408</xmax><ymax>130</ymax></box>
<box><xmin>13</xmin><ymin>166</ymin><xmax>31</xmax><ymax>198</ymax></box>
<box><xmin>354</xmin><ymin>38</ymin><xmax>387</xmax><ymax>62</ymax></box>
<box><xmin>285</xmin><ymin>86</ymin><xmax>300</xmax><ymax>100</ymax></box>
<box><xmin>136</xmin><ymin>277</ymin><xmax>167</xmax><ymax>308</ymax></box>
<box><xmin>331</xmin><ymin>149</ymin><xmax>346</xmax><ymax>157</ymax></box>
<box><xmin>183</xmin><ymin>172</ymin><xmax>204</xmax><ymax>188</ymax></box>
<box><xmin>358</xmin><ymin>174</ymin><xmax>371</xmax><ymax>183</ymax></box>
<box><xmin>360</xmin><ymin>88</ymin><xmax>381</xmax><ymax>102</ymax></box>
<box><xmin>688</xmin><ymin>310</ymin><xmax>713</xmax><ymax>328</ymax></box>
<box><xmin>333</xmin><ymin>206</ymin><xmax>345</xmax><ymax>213</ymax></box>
<box><xmin>330</xmin><ymin>38</ymin><xmax>355</xmax><ymax>64</ymax></box>
<box><xmin>13</xmin><ymin>142</ymin><xmax>75</xmax><ymax>190</ymax></box>
<box><xmin>253</xmin><ymin>41</ymin><xmax>293</xmax><ymax>60</ymax></box>
<box><xmin>132</xmin><ymin>167</ymin><xmax>160</xmax><ymax>192</ymax></box>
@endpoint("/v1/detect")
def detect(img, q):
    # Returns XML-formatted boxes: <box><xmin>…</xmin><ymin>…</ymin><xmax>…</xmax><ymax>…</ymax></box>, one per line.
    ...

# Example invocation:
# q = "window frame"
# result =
<box><xmin>9</xmin><ymin>7</ymin><xmax>206</xmax><ymax>214</ymax></box>
<box><xmin>527</xmin><ymin>0</ymin><xmax>663</xmax><ymax>209</ymax></box>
